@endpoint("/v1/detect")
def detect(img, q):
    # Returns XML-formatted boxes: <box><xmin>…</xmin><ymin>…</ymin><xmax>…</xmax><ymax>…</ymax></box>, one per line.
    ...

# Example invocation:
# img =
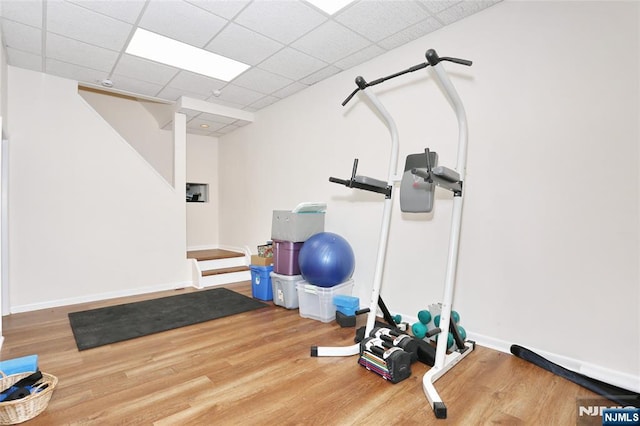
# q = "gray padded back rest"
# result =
<box><xmin>400</xmin><ymin>152</ymin><xmax>438</xmax><ymax>213</ymax></box>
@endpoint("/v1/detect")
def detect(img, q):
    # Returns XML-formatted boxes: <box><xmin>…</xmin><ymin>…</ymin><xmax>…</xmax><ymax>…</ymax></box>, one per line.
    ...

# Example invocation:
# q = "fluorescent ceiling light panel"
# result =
<box><xmin>305</xmin><ymin>0</ymin><xmax>355</xmax><ymax>15</ymax></box>
<box><xmin>126</xmin><ymin>28</ymin><xmax>250</xmax><ymax>81</ymax></box>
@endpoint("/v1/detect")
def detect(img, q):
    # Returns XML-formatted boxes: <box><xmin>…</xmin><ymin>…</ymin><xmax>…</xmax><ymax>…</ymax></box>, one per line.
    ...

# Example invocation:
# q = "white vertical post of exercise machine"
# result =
<box><xmin>422</xmin><ymin>56</ymin><xmax>474</xmax><ymax>419</ymax></box>
<box><xmin>360</xmin><ymin>88</ymin><xmax>400</xmax><ymax>338</ymax></box>
<box><xmin>312</xmin><ymin>85</ymin><xmax>400</xmax><ymax>358</ymax></box>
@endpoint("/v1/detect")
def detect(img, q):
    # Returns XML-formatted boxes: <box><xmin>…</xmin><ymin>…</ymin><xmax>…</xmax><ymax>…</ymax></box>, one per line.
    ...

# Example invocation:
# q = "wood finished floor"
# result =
<box><xmin>1</xmin><ymin>281</ymin><xmax>602</xmax><ymax>425</ymax></box>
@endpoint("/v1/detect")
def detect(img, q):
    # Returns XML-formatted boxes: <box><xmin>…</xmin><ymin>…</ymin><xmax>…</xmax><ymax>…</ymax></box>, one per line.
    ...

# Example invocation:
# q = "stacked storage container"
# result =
<box><xmin>250</xmin><ymin>243</ymin><xmax>274</xmax><ymax>301</ymax></box>
<box><xmin>296</xmin><ymin>279</ymin><xmax>355</xmax><ymax>322</ymax></box>
<box><xmin>270</xmin><ymin>203</ymin><xmax>326</xmax><ymax>310</ymax></box>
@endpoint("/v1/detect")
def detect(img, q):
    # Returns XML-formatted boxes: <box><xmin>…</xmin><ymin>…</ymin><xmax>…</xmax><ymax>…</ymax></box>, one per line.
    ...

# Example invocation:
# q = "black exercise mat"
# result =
<box><xmin>69</xmin><ymin>287</ymin><xmax>267</xmax><ymax>350</ymax></box>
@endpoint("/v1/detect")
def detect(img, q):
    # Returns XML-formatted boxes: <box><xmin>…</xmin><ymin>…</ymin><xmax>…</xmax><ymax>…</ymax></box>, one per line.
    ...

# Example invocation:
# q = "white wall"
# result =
<box><xmin>186</xmin><ymin>134</ymin><xmax>219</xmax><ymax>249</ymax></box>
<box><xmin>0</xmin><ymin>32</ymin><xmax>8</xmax><ymax>343</ymax></box>
<box><xmin>218</xmin><ymin>1</ymin><xmax>639</xmax><ymax>389</ymax></box>
<box><xmin>78</xmin><ymin>90</ymin><xmax>220</xmax><ymax>249</ymax></box>
<box><xmin>78</xmin><ymin>90</ymin><xmax>174</xmax><ymax>185</ymax></box>
<box><xmin>6</xmin><ymin>67</ymin><xmax>191</xmax><ymax>311</ymax></box>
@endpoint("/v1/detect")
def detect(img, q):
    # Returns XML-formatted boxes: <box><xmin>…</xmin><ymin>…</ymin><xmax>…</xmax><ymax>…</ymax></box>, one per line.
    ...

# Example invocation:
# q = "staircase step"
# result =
<box><xmin>187</xmin><ymin>249</ymin><xmax>244</xmax><ymax>262</ymax></box>
<box><xmin>202</xmin><ymin>266</ymin><xmax>250</xmax><ymax>277</ymax></box>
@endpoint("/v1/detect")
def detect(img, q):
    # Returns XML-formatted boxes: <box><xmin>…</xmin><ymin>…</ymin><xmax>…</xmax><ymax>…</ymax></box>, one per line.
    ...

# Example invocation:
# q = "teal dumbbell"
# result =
<box><xmin>411</xmin><ymin>322</ymin><xmax>427</xmax><ymax>339</ymax></box>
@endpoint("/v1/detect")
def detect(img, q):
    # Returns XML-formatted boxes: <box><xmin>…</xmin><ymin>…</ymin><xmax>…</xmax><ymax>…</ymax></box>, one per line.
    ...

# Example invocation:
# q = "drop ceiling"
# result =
<box><xmin>0</xmin><ymin>0</ymin><xmax>501</xmax><ymax>136</ymax></box>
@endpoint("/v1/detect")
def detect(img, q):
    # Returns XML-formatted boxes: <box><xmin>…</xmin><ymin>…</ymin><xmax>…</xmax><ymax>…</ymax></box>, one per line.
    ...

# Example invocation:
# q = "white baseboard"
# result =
<box><xmin>466</xmin><ymin>331</ymin><xmax>640</xmax><ymax>394</ymax></box>
<box><xmin>10</xmin><ymin>280</ymin><xmax>193</xmax><ymax>314</ymax></box>
<box><xmin>186</xmin><ymin>244</ymin><xmax>218</xmax><ymax>251</ymax></box>
<box><xmin>387</xmin><ymin>311</ymin><xmax>638</xmax><ymax>394</ymax></box>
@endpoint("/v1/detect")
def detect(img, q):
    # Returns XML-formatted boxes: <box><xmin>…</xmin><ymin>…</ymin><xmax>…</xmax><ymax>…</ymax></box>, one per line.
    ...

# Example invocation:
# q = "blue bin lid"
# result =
<box><xmin>333</xmin><ymin>294</ymin><xmax>359</xmax><ymax>308</ymax></box>
<box><xmin>250</xmin><ymin>265</ymin><xmax>274</xmax><ymax>272</ymax></box>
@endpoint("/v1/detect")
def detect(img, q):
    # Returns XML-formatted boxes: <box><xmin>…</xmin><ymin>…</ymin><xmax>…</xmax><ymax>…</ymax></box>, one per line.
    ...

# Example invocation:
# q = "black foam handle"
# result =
<box><xmin>426</xmin><ymin>49</ymin><xmax>472</xmax><ymax>67</ymax></box>
<box><xmin>329</xmin><ymin>177</ymin><xmax>349</xmax><ymax>186</ymax></box>
<box><xmin>426</xmin><ymin>49</ymin><xmax>440</xmax><ymax>66</ymax></box>
<box><xmin>355</xmin><ymin>76</ymin><xmax>368</xmax><ymax>89</ymax></box>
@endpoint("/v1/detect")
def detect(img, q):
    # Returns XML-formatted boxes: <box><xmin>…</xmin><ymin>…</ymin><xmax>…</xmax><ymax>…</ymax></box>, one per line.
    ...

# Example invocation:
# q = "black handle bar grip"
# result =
<box><xmin>341</xmin><ymin>88</ymin><xmax>359</xmax><ymax>106</ymax></box>
<box><xmin>342</xmin><ymin>76</ymin><xmax>369</xmax><ymax>106</ymax></box>
<box><xmin>329</xmin><ymin>177</ymin><xmax>350</xmax><ymax>186</ymax></box>
<box><xmin>426</xmin><ymin>49</ymin><xmax>472</xmax><ymax>67</ymax></box>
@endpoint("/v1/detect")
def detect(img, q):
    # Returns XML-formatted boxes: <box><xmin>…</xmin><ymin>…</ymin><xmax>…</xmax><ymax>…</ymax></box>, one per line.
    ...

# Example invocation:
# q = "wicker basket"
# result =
<box><xmin>0</xmin><ymin>372</ymin><xmax>57</xmax><ymax>425</ymax></box>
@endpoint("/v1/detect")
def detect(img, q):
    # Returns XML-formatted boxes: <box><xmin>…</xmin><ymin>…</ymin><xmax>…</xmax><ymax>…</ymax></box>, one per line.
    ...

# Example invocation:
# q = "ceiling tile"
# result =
<box><xmin>299</xmin><ymin>64</ymin><xmax>341</xmax><ymax>85</ymax></box>
<box><xmin>185</xmin><ymin>126</ymin><xmax>213</xmax><ymax>136</ymax></box>
<box><xmin>0</xmin><ymin>0</ymin><xmax>42</xmax><ymax>28</ymax></box>
<box><xmin>437</xmin><ymin>1</ymin><xmax>499</xmax><ymax>25</ymax></box>
<box><xmin>45</xmin><ymin>58</ymin><xmax>109</xmax><ymax>84</ymax></box>
<box><xmin>249</xmin><ymin>95</ymin><xmax>279</xmax><ymax>110</ymax></box>
<box><xmin>187</xmin><ymin>117</ymin><xmax>228</xmax><ymax>132</ymax></box>
<box><xmin>259</xmin><ymin>47</ymin><xmax>328</xmax><ymax>80</ymax></box>
<box><xmin>66</xmin><ymin>0</ymin><xmax>146</xmax><ymax>24</ymax></box>
<box><xmin>335</xmin><ymin>1</ymin><xmax>429</xmax><ymax>42</ymax></box>
<box><xmin>417</xmin><ymin>0</ymin><xmax>462</xmax><ymax>14</ymax></box>
<box><xmin>232</xmin><ymin>67</ymin><xmax>293</xmax><ymax>95</ymax></box>
<box><xmin>197</xmin><ymin>112</ymin><xmax>237</xmax><ymax>125</ymax></box>
<box><xmin>214</xmin><ymin>123</ymin><xmax>240</xmax><ymax>135</ymax></box>
<box><xmin>377</xmin><ymin>17</ymin><xmax>442</xmax><ymax>50</ymax></box>
<box><xmin>166</xmin><ymin>71</ymin><xmax>226</xmax><ymax>96</ymax></box>
<box><xmin>333</xmin><ymin>44</ymin><xmax>385</xmax><ymax>70</ymax></box>
<box><xmin>157</xmin><ymin>86</ymin><xmax>209</xmax><ymax>102</ymax></box>
<box><xmin>112</xmin><ymin>54</ymin><xmax>180</xmax><ymax>86</ymax></box>
<box><xmin>234</xmin><ymin>0</ymin><xmax>327</xmax><ymax>44</ymax></box>
<box><xmin>205</xmin><ymin>22</ymin><xmax>284</xmax><ymax>66</ymax></box>
<box><xmin>1</xmin><ymin>19</ymin><xmax>41</xmax><ymax>55</ymax></box>
<box><xmin>185</xmin><ymin>0</ymin><xmax>250</xmax><ymax>20</ymax></box>
<box><xmin>46</xmin><ymin>33</ymin><xmax>120</xmax><ymax>73</ymax></box>
<box><xmin>292</xmin><ymin>20</ymin><xmax>370</xmax><ymax>64</ymax></box>
<box><xmin>107</xmin><ymin>73</ymin><xmax>167</xmax><ymax>98</ymax></box>
<box><xmin>7</xmin><ymin>47</ymin><xmax>42</xmax><ymax>72</ymax></box>
<box><xmin>138</xmin><ymin>0</ymin><xmax>227</xmax><ymax>48</ymax></box>
<box><xmin>215</xmin><ymin>84</ymin><xmax>264</xmax><ymax>106</ymax></box>
<box><xmin>46</xmin><ymin>1</ymin><xmax>132</xmax><ymax>51</ymax></box>
<box><xmin>233</xmin><ymin>119</ymin><xmax>251</xmax><ymax>127</ymax></box>
<box><xmin>0</xmin><ymin>0</ymin><xmax>501</xmax><ymax>137</ymax></box>
<box><xmin>271</xmin><ymin>81</ymin><xmax>308</xmax><ymax>99</ymax></box>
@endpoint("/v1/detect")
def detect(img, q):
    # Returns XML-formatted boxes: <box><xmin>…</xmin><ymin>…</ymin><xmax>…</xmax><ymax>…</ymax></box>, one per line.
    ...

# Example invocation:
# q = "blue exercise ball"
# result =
<box><xmin>299</xmin><ymin>232</ymin><xmax>355</xmax><ymax>287</ymax></box>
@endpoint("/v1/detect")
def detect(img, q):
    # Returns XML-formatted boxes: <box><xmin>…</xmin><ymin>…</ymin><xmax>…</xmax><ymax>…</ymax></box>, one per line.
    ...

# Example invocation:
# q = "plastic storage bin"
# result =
<box><xmin>273</xmin><ymin>239</ymin><xmax>304</xmax><ymax>275</ymax></box>
<box><xmin>270</xmin><ymin>272</ymin><xmax>304</xmax><ymax>309</ymax></box>
<box><xmin>250</xmin><ymin>265</ymin><xmax>274</xmax><ymax>301</ymax></box>
<box><xmin>296</xmin><ymin>279</ymin><xmax>355</xmax><ymax>323</ymax></box>
<box><xmin>271</xmin><ymin>211</ymin><xmax>325</xmax><ymax>242</ymax></box>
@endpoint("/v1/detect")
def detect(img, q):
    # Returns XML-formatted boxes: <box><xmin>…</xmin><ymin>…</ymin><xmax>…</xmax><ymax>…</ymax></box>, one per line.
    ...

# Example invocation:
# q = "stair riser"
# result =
<box><xmin>198</xmin><ymin>256</ymin><xmax>246</xmax><ymax>272</ymax></box>
<box><xmin>199</xmin><ymin>270</ymin><xmax>252</xmax><ymax>288</ymax></box>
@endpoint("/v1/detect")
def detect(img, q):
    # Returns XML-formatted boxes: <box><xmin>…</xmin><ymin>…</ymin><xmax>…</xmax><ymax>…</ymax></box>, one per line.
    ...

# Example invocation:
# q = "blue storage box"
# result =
<box><xmin>333</xmin><ymin>295</ymin><xmax>359</xmax><ymax>316</ymax></box>
<box><xmin>0</xmin><ymin>355</ymin><xmax>38</xmax><ymax>375</ymax></box>
<box><xmin>250</xmin><ymin>265</ymin><xmax>274</xmax><ymax>301</ymax></box>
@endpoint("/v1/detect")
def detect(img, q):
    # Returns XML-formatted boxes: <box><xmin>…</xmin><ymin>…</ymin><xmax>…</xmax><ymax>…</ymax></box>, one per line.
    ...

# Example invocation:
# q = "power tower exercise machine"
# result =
<box><xmin>310</xmin><ymin>49</ymin><xmax>474</xmax><ymax>419</ymax></box>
